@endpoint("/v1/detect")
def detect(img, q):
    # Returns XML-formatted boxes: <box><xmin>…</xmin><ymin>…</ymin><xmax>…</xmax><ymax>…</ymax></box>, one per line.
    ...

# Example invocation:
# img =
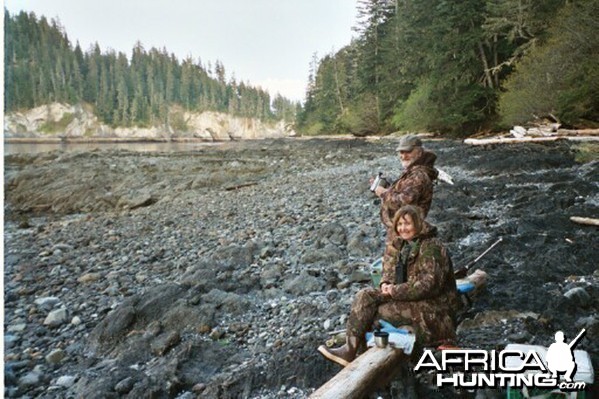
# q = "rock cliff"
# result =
<box><xmin>4</xmin><ymin>102</ymin><xmax>295</xmax><ymax>141</ymax></box>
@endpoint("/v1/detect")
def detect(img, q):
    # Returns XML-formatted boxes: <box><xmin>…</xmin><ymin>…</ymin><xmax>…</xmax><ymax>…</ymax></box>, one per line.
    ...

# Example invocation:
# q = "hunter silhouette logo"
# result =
<box><xmin>414</xmin><ymin>328</ymin><xmax>590</xmax><ymax>391</ymax></box>
<box><xmin>545</xmin><ymin>329</ymin><xmax>585</xmax><ymax>382</ymax></box>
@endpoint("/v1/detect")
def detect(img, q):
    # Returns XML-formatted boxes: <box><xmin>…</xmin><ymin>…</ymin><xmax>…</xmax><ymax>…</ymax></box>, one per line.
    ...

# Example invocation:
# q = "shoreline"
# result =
<box><xmin>3</xmin><ymin>134</ymin><xmax>364</xmax><ymax>145</ymax></box>
<box><xmin>4</xmin><ymin>136</ymin><xmax>221</xmax><ymax>144</ymax></box>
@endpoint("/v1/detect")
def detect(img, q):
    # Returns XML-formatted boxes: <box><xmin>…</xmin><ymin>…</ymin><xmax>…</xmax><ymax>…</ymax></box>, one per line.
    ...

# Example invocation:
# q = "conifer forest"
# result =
<box><xmin>4</xmin><ymin>10</ymin><xmax>299</xmax><ymax>128</ymax></box>
<box><xmin>297</xmin><ymin>0</ymin><xmax>599</xmax><ymax>136</ymax></box>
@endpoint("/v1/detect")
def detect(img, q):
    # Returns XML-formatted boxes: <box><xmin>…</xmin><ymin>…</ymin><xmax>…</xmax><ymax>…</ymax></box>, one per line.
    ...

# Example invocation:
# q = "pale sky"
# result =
<box><xmin>3</xmin><ymin>0</ymin><xmax>358</xmax><ymax>102</ymax></box>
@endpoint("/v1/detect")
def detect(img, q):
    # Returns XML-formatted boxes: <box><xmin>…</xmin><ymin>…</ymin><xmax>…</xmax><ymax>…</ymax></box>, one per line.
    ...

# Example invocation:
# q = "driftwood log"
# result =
<box><xmin>464</xmin><ymin>136</ymin><xmax>599</xmax><ymax>146</ymax></box>
<box><xmin>309</xmin><ymin>346</ymin><xmax>409</xmax><ymax>399</ymax></box>
<box><xmin>557</xmin><ymin>129</ymin><xmax>599</xmax><ymax>136</ymax></box>
<box><xmin>570</xmin><ymin>216</ymin><xmax>599</xmax><ymax>227</ymax></box>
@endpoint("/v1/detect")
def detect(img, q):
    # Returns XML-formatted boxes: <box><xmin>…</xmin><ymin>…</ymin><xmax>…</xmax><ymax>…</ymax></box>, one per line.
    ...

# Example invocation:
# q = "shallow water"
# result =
<box><xmin>3</xmin><ymin>141</ymin><xmax>223</xmax><ymax>155</ymax></box>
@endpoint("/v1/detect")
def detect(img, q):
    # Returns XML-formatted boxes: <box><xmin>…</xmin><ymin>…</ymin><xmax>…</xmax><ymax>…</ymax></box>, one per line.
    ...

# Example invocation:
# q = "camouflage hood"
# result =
<box><xmin>416</xmin><ymin>220</ymin><xmax>438</xmax><ymax>241</ymax></box>
<box><xmin>408</xmin><ymin>150</ymin><xmax>439</xmax><ymax>181</ymax></box>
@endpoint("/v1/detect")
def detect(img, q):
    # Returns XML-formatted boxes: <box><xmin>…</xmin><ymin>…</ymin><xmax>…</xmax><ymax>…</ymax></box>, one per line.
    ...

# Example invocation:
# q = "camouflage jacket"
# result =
<box><xmin>380</xmin><ymin>223</ymin><xmax>460</xmax><ymax>345</ymax></box>
<box><xmin>380</xmin><ymin>150</ymin><xmax>438</xmax><ymax>230</ymax></box>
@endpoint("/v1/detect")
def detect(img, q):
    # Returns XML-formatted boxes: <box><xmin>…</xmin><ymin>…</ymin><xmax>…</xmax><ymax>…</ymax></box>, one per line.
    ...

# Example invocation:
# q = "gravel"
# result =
<box><xmin>4</xmin><ymin>137</ymin><xmax>598</xmax><ymax>398</ymax></box>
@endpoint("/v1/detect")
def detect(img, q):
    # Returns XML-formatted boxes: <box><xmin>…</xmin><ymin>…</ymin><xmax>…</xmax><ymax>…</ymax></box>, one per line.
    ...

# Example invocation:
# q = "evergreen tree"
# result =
<box><xmin>498</xmin><ymin>0</ymin><xmax>599</xmax><ymax>126</ymax></box>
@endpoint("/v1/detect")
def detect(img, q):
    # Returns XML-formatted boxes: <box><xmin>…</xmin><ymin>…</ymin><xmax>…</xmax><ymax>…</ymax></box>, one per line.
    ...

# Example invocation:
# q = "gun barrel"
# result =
<box><xmin>568</xmin><ymin>328</ymin><xmax>586</xmax><ymax>348</ymax></box>
<box><xmin>457</xmin><ymin>237</ymin><xmax>503</xmax><ymax>276</ymax></box>
<box><xmin>472</xmin><ymin>237</ymin><xmax>503</xmax><ymax>264</ymax></box>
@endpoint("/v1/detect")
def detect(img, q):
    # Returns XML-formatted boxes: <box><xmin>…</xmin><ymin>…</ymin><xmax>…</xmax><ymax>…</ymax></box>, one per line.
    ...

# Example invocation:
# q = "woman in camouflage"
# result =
<box><xmin>318</xmin><ymin>205</ymin><xmax>459</xmax><ymax>367</ymax></box>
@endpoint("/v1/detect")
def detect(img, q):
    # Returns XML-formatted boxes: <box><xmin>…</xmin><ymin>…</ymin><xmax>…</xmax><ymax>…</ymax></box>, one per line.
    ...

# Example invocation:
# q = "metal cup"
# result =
<box><xmin>374</xmin><ymin>331</ymin><xmax>389</xmax><ymax>348</ymax></box>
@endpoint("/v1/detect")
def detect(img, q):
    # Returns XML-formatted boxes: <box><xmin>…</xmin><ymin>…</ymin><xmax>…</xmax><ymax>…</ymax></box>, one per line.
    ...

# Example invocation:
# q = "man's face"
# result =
<box><xmin>398</xmin><ymin>148</ymin><xmax>421</xmax><ymax>168</ymax></box>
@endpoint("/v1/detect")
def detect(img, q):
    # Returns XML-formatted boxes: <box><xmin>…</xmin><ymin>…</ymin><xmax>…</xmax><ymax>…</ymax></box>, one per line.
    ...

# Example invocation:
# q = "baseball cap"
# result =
<box><xmin>396</xmin><ymin>135</ymin><xmax>423</xmax><ymax>152</ymax></box>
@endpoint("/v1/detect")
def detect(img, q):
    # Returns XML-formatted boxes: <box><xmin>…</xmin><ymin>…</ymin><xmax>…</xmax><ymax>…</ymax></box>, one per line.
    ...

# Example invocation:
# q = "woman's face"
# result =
<box><xmin>396</xmin><ymin>213</ymin><xmax>417</xmax><ymax>241</ymax></box>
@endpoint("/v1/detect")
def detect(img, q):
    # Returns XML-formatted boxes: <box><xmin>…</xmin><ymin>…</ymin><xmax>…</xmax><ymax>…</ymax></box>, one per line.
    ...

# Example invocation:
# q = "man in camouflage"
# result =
<box><xmin>318</xmin><ymin>205</ymin><xmax>459</xmax><ymax>367</ymax></box>
<box><xmin>373</xmin><ymin>135</ymin><xmax>438</xmax><ymax>234</ymax></box>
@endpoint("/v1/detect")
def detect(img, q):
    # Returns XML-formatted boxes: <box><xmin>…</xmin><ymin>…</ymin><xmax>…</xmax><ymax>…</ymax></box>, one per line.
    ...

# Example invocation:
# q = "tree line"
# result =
<box><xmin>4</xmin><ymin>10</ymin><xmax>299</xmax><ymax>128</ymax></box>
<box><xmin>297</xmin><ymin>0</ymin><xmax>599</xmax><ymax>136</ymax></box>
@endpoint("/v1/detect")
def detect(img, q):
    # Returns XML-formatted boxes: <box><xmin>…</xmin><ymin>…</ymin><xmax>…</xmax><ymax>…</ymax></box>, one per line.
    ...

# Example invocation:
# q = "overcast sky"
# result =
<box><xmin>4</xmin><ymin>0</ymin><xmax>358</xmax><ymax>102</ymax></box>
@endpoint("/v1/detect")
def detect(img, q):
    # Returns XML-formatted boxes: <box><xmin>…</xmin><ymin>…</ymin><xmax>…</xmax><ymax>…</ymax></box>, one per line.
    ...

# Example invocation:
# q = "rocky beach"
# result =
<box><xmin>4</xmin><ymin>137</ymin><xmax>599</xmax><ymax>398</ymax></box>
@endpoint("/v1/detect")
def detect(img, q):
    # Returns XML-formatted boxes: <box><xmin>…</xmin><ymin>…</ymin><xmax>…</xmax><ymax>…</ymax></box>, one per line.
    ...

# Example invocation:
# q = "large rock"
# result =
<box><xmin>87</xmin><ymin>284</ymin><xmax>218</xmax><ymax>357</ymax></box>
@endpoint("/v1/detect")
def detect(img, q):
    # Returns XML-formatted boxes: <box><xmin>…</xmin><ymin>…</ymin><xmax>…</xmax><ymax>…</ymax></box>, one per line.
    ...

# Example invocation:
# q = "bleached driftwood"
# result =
<box><xmin>464</xmin><ymin>136</ymin><xmax>599</xmax><ymax>146</ymax></box>
<box><xmin>570</xmin><ymin>216</ymin><xmax>599</xmax><ymax>227</ymax></box>
<box><xmin>558</xmin><ymin>129</ymin><xmax>599</xmax><ymax>136</ymax></box>
<box><xmin>310</xmin><ymin>346</ymin><xmax>408</xmax><ymax>399</ymax></box>
<box><xmin>565</xmin><ymin>136</ymin><xmax>599</xmax><ymax>142</ymax></box>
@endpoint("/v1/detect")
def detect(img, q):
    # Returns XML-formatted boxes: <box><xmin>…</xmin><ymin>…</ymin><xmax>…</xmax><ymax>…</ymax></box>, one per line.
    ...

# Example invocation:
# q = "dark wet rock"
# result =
<box><xmin>4</xmin><ymin>334</ymin><xmax>20</xmax><ymax>349</ymax></box>
<box><xmin>81</xmin><ymin>288</ymin><xmax>215</xmax><ymax>380</ymax></box>
<box><xmin>260</xmin><ymin>263</ymin><xmax>285</xmax><ymax>288</ymax></box>
<box><xmin>563</xmin><ymin>286</ymin><xmax>592</xmax><ymax>307</ymax></box>
<box><xmin>5</xmin><ymin>364</ymin><xmax>18</xmax><ymax>386</ymax></box>
<box><xmin>347</xmin><ymin>226</ymin><xmax>381</xmax><ymax>257</ymax></box>
<box><xmin>283</xmin><ymin>270</ymin><xmax>326</xmax><ymax>295</ymax></box>
<box><xmin>18</xmin><ymin>366</ymin><xmax>45</xmax><ymax>389</ymax></box>
<box><xmin>301</xmin><ymin>244</ymin><xmax>345</xmax><ymax>264</ymax></box>
<box><xmin>117</xmin><ymin>190</ymin><xmax>155</xmax><ymax>210</ymax></box>
<box><xmin>317</xmin><ymin>223</ymin><xmax>347</xmax><ymax>246</ymax></box>
<box><xmin>114</xmin><ymin>376</ymin><xmax>134</xmax><ymax>393</ymax></box>
<box><xmin>202</xmin><ymin>289</ymin><xmax>249</xmax><ymax>315</ymax></box>
<box><xmin>178</xmin><ymin>261</ymin><xmax>218</xmax><ymax>291</ymax></box>
<box><xmin>212</xmin><ymin>243</ymin><xmax>258</xmax><ymax>268</ymax></box>
<box><xmin>507</xmin><ymin>331</ymin><xmax>532</xmax><ymax>343</ymax></box>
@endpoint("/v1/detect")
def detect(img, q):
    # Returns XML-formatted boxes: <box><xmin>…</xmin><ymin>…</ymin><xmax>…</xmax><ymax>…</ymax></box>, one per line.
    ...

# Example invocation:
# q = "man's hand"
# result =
<box><xmin>374</xmin><ymin>185</ymin><xmax>387</xmax><ymax>198</ymax></box>
<box><xmin>380</xmin><ymin>283</ymin><xmax>394</xmax><ymax>296</ymax></box>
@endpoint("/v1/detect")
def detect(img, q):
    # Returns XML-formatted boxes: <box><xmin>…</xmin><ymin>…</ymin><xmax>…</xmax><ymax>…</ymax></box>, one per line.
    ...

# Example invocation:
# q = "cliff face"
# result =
<box><xmin>4</xmin><ymin>103</ymin><xmax>295</xmax><ymax>141</ymax></box>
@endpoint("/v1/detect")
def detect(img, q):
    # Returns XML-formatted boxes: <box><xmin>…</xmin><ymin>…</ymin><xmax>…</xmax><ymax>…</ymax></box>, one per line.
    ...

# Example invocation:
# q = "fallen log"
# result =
<box><xmin>566</xmin><ymin>136</ymin><xmax>599</xmax><ymax>142</ymax></box>
<box><xmin>557</xmin><ymin>129</ymin><xmax>599</xmax><ymax>136</ymax></box>
<box><xmin>465</xmin><ymin>136</ymin><xmax>559</xmax><ymax>145</ymax></box>
<box><xmin>570</xmin><ymin>216</ymin><xmax>599</xmax><ymax>227</ymax></box>
<box><xmin>309</xmin><ymin>346</ymin><xmax>408</xmax><ymax>399</ymax></box>
<box><xmin>464</xmin><ymin>136</ymin><xmax>599</xmax><ymax>146</ymax></box>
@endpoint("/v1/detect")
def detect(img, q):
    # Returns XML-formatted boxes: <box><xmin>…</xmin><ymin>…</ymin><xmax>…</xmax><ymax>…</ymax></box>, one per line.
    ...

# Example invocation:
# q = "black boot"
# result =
<box><xmin>317</xmin><ymin>336</ymin><xmax>362</xmax><ymax>367</ymax></box>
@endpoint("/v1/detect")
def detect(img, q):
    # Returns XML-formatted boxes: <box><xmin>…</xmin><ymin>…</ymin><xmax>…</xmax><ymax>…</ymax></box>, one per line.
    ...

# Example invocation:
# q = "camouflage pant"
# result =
<box><xmin>345</xmin><ymin>287</ymin><xmax>456</xmax><ymax>346</ymax></box>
